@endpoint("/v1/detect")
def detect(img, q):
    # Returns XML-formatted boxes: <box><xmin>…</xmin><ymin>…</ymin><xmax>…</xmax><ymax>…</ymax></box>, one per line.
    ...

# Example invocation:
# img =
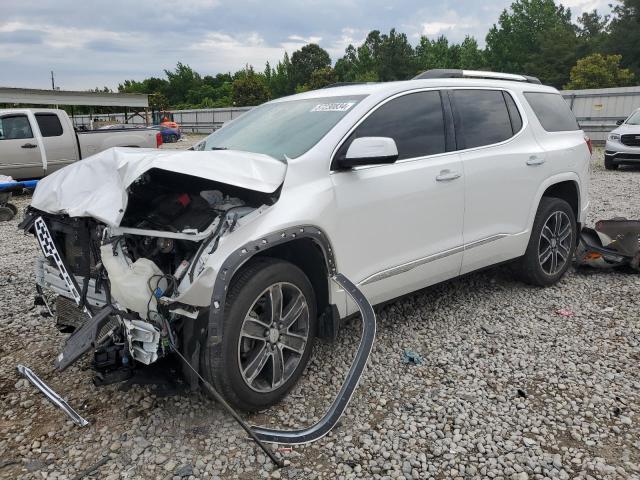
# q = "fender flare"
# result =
<box><xmin>527</xmin><ymin>172</ymin><xmax>582</xmax><ymax>231</ymax></box>
<box><xmin>207</xmin><ymin>225</ymin><xmax>337</xmax><ymax>346</ymax></box>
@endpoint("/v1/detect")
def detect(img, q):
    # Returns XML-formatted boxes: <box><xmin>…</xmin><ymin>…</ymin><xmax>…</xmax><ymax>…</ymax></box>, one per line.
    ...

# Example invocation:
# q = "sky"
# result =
<box><xmin>0</xmin><ymin>0</ymin><xmax>613</xmax><ymax>91</ymax></box>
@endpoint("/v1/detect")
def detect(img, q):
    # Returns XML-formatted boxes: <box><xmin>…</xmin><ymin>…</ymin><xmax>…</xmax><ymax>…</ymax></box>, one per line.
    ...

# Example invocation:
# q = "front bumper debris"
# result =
<box><xmin>575</xmin><ymin>218</ymin><xmax>640</xmax><ymax>271</ymax></box>
<box><xmin>16</xmin><ymin>364</ymin><xmax>89</xmax><ymax>427</ymax></box>
<box><xmin>251</xmin><ymin>273</ymin><xmax>377</xmax><ymax>444</ymax></box>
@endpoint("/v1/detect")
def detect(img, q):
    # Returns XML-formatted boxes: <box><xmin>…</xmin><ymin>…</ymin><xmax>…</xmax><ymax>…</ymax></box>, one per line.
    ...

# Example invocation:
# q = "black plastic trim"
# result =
<box><xmin>251</xmin><ymin>273</ymin><xmax>376</xmax><ymax>444</ymax></box>
<box><xmin>207</xmin><ymin>225</ymin><xmax>337</xmax><ymax>346</ymax></box>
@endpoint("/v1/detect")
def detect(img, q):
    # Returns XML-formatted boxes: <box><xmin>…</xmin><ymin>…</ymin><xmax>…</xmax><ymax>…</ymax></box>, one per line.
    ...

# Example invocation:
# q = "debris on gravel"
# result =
<box><xmin>0</xmin><ymin>149</ymin><xmax>638</xmax><ymax>479</ymax></box>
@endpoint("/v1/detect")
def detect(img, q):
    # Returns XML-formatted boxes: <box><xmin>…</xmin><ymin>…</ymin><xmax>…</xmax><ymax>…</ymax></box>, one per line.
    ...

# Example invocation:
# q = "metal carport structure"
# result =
<box><xmin>0</xmin><ymin>87</ymin><xmax>149</xmax><ymax>125</ymax></box>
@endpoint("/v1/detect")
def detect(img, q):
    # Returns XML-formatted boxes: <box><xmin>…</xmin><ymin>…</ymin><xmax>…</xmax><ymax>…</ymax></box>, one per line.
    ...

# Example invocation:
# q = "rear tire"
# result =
<box><xmin>518</xmin><ymin>197</ymin><xmax>576</xmax><ymax>286</ymax></box>
<box><xmin>202</xmin><ymin>258</ymin><xmax>317</xmax><ymax>412</ymax></box>
<box><xmin>604</xmin><ymin>156</ymin><xmax>618</xmax><ymax>170</ymax></box>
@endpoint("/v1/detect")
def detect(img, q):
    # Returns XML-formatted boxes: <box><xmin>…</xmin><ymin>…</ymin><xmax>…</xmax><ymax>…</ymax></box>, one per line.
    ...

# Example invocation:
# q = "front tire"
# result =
<box><xmin>518</xmin><ymin>197</ymin><xmax>576</xmax><ymax>286</ymax></box>
<box><xmin>202</xmin><ymin>258</ymin><xmax>317</xmax><ymax>411</ymax></box>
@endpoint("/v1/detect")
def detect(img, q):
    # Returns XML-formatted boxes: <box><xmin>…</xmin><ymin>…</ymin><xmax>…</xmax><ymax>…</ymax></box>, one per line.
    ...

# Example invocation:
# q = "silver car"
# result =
<box><xmin>605</xmin><ymin>109</ymin><xmax>640</xmax><ymax>170</ymax></box>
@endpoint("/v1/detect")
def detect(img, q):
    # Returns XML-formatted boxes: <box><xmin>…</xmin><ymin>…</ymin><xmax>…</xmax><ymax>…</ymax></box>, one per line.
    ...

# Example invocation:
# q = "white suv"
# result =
<box><xmin>24</xmin><ymin>69</ymin><xmax>591</xmax><ymax>412</ymax></box>
<box><xmin>605</xmin><ymin>108</ymin><xmax>640</xmax><ymax>169</ymax></box>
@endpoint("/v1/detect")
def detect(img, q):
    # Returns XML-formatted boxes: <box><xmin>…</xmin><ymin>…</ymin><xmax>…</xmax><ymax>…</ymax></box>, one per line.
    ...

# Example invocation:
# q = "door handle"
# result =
<box><xmin>436</xmin><ymin>169</ymin><xmax>461</xmax><ymax>182</ymax></box>
<box><xmin>21</xmin><ymin>143</ymin><xmax>38</xmax><ymax>149</ymax></box>
<box><xmin>526</xmin><ymin>155</ymin><xmax>545</xmax><ymax>166</ymax></box>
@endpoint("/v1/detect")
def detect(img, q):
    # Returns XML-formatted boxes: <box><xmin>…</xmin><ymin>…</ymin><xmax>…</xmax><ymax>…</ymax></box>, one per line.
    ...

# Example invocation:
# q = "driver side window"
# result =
<box><xmin>335</xmin><ymin>91</ymin><xmax>446</xmax><ymax>163</ymax></box>
<box><xmin>0</xmin><ymin>115</ymin><xmax>34</xmax><ymax>141</ymax></box>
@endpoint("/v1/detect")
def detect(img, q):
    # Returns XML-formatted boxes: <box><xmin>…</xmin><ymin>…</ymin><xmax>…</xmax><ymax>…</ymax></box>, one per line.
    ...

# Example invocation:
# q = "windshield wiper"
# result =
<box><xmin>210</xmin><ymin>146</ymin><xmax>228</xmax><ymax>151</ymax></box>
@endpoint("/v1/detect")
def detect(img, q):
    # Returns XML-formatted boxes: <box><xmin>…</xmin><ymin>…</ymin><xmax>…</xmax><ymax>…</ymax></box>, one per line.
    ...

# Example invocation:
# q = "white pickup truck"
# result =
<box><xmin>0</xmin><ymin>108</ymin><xmax>162</xmax><ymax>179</ymax></box>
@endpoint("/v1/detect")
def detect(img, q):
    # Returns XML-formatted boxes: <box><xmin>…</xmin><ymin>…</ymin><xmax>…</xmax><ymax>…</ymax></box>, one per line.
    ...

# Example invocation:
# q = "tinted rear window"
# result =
<box><xmin>524</xmin><ymin>92</ymin><xmax>579</xmax><ymax>132</ymax></box>
<box><xmin>452</xmin><ymin>90</ymin><xmax>514</xmax><ymax>149</ymax></box>
<box><xmin>35</xmin><ymin>113</ymin><xmax>64</xmax><ymax>137</ymax></box>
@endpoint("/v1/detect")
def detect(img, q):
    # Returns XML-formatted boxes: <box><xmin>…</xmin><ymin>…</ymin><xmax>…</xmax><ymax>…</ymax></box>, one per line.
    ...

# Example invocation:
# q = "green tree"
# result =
<box><xmin>335</xmin><ymin>29</ymin><xmax>415</xmax><ymax>82</ymax></box>
<box><xmin>485</xmin><ymin>0</ymin><xmax>578</xmax><ymax>86</ymax></box>
<box><xmin>269</xmin><ymin>52</ymin><xmax>294</xmax><ymax>97</ymax></box>
<box><xmin>232</xmin><ymin>70</ymin><xmax>270</xmax><ymax>106</ymax></box>
<box><xmin>606</xmin><ymin>0</ymin><xmax>640</xmax><ymax>75</ymax></box>
<box><xmin>416</xmin><ymin>35</ymin><xmax>459</xmax><ymax>70</ymax></box>
<box><xmin>148</xmin><ymin>92</ymin><xmax>169</xmax><ymax>111</ymax></box>
<box><xmin>163</xmin><ymin>63</ymin><xmax>202</xmax><ymax>105</ymax></box>
<box><xmin>297</xmin><ymin>67</ymin><xmax>337</xmax><ymax>92</ymax></box>
<box><xmin>458</xmin><ymin>36</ymin><xmax>486</xmax><ymax>69</ymax></box>
<box><xmin>290</xmin><ymin>44</ymin><xmax>331</xmax><ymax>90</ymax></box>
<box><xmin>376</xmin><ymin>29</ymin><xmax>416</xmax><ymax>81</ymax></box>
<box><xmin>565</xmin><ymin>53</ymin><xmax>635</xmax><ymax>89</ymax></box>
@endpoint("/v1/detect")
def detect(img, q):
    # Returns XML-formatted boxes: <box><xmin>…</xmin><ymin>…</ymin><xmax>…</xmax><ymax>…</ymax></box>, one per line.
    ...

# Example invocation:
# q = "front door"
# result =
<box><xmin>330</xmin><ymin>90</ymin><xmax>465</xmax><ymax>310</ymax></box>
<box><xmin>0</xmin><ymin>114</ymin><xmax>43</xmax><ymax>179</ymax></box>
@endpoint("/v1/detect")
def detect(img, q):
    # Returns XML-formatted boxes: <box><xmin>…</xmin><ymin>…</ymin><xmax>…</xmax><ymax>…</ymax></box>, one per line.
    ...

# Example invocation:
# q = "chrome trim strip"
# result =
<box><xmin>360</xmin><ymin>245</ymin><xmax>464</xmax><ymax>286</ymax></box>
<box><xmin>359</xmin><ymin>233</ymin><xmax>513</xmax><ymax>286</ymax></box>
<box><xmin>17</xmin><ymin>364</ymin><xmax>89</xmax><ymax>427</ymax></box>
<box><xmin>464</xmin><ymin>233</ymin><xmax>510</xmax><ymax>250</ymax></box>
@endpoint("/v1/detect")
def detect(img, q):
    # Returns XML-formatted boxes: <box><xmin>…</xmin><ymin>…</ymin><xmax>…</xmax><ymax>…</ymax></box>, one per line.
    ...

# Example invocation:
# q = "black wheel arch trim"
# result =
<box><xmin>207</xmin><ymin>225</ymin><xmax>337</xmax><ymax>347</ymax></box>
<box><xmin>251</xmin><ymin>272</ymin><xmax>376</xmax><ymax>444</ymax></box>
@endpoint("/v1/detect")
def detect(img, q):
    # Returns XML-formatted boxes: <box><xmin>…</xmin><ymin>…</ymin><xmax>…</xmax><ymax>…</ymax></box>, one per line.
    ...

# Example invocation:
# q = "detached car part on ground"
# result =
<box><xmin>576</xmin><ymin>218</ymin><xmax>640</xmax><ymax>271</ymax></box>
<box><xmin>20</xmin><ymin>71</ymin><xmax>591</xmax><ymax>422</ymax></box>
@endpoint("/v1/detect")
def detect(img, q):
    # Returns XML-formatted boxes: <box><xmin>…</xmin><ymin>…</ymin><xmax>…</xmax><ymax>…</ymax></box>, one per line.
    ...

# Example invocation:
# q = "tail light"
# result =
<box><xmin>156</xmin><ymin>131</ymin><xmax>163</xmax><ymax>148</ymax></box>
<box><xmin>585</xmin><ymin>135</ymin><xmax>593</xmax><ymax>155</ymax></box>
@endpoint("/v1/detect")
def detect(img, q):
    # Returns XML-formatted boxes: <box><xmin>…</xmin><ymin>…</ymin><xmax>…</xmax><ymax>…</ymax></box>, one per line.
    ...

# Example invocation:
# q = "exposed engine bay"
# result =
<box><xmin>22</xmin><ymin>168</ymin><xmax>278</xmax><ymax>379</ymax></box>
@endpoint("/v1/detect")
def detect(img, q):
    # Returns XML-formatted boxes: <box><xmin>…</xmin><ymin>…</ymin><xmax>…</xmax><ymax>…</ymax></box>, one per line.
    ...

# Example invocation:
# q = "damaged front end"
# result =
<box><xmin>20</xmin><ymin>148</ymin><xmax>285</xmax><ymax>381</ymax></box>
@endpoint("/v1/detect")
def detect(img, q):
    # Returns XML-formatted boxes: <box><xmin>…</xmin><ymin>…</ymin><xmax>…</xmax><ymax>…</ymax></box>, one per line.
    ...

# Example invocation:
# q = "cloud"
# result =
<box><xmin>0</xmin><ymin>0</ymin><xmax>616</xmax><ymax>90</ymax></box>
<box><xmin>0</xmin><ymin>29</ymin><xmax>43</xmax><ymax>44</ymax></box>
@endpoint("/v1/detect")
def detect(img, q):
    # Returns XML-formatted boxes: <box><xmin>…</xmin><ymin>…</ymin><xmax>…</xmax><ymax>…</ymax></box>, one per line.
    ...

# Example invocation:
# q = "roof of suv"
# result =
<box><xmin>273</xmin><ymin>77</ymin><xmax>558</xmax><ymax>103</ymax></box>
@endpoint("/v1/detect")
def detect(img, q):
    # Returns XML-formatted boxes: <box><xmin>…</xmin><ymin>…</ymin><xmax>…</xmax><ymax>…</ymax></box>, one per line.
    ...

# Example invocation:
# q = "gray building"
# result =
<box><xmin>562</xmin><ymin>86</ymin><xmax>640</xmax><ymax>143</ymax></box>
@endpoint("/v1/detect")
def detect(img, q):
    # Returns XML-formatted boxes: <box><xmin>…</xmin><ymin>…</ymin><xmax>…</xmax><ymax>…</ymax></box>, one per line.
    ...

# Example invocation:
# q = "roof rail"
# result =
<box><xmin>413</xmin><ymin>69</ymin><xmax>541</xmax><ymax>84</ymax></box>
<box><xmin>322</xmin><ymin>82</ymin><xmax>369</xmax><ymax>88</ymax></box>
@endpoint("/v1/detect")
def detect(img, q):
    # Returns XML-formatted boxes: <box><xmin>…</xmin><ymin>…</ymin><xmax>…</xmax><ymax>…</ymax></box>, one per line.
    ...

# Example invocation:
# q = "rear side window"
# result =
<box><xmin>337</xmin><ymin>91</ymin><xmax>446</xmax><ymax>161</ymax></box>
<box><xmin>452</xmin><ymin>90</ymin><xmax>514</xmax><ymax>149</ymax></box>
<box><xmin>524</xmin><ymin>92</ymin><xmax>579</xmax><ymax>132</ymax></box>
<box><xmin>35</xmin><ymin>113</ymin><xmax>64</xmax><ymax>137</ymax></box>
<box><xmin>503</xmin><ymin>92</ymin><xmax>523</xmax><ymax>134</ymax></box>
<box><xmin>0</xmin><ymin>115</ymin><xmax>33</xmax><ymax>140</ymax></box>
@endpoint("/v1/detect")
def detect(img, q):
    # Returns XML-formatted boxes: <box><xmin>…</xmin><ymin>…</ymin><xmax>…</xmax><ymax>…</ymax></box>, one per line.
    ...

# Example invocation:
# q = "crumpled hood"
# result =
<box><xmin>31</xmin><ymin>147</ymin><xmax>287</xmax><ymax>227</ymax></box>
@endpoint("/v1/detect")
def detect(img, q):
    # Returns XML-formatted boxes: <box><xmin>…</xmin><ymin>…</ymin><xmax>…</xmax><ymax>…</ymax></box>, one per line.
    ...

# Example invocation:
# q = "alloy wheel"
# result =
<box><xmin>538</xmin><ymin>211</ymin><xmax>572</xmax><ymax>275</ymax></box>
<box><xmin>238</xmin><ymin>282</ymin><xmax>310</xmax><ymax>393</ymax></box>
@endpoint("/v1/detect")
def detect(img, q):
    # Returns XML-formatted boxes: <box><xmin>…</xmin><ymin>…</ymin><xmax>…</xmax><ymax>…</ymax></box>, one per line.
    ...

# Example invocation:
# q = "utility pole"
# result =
<box><xmin>51</xmin><ymin>71</ymin><xmax>55</xmax><ymax>90</ymax></box>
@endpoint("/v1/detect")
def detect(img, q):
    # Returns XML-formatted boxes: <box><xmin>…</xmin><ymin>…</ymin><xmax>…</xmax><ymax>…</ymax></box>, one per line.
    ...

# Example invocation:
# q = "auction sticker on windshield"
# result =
<box><xmin>311</xmin><ymin>102</ymin><xmax>355</xmax><ymax>112</ymax></box>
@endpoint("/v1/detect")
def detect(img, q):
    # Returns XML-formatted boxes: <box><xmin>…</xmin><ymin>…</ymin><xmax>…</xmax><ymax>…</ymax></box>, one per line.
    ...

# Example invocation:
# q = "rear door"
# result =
<box><xmin>330</xmin><ymin>90</ymin><xmax>465</xmax><ymax>308</ymax></box>
<box><xmin>0</xmin><ymin>113</ymin><xmax>43</xmax><ymax>179</ymax></box>
<box><xmin>35</xmin><ymin>112</ymin><xmax>77</xmax><ymax>173</ymax></box>
<box><xmin>451</xmin><ymin>88</ymin><xmax>549</xmax><ymax>274</ymax></box>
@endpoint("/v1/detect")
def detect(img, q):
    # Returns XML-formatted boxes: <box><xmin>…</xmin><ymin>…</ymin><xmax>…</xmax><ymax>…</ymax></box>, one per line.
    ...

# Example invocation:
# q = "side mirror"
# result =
<box><xmin>616</xmin><ymin>119</ymin><xmax>624</xmax><ymax>126</ymax></box>
<box><xmin>337</xmin><ymin>137</ymin><xmax>399</xmax><ymax>169</ymax></box>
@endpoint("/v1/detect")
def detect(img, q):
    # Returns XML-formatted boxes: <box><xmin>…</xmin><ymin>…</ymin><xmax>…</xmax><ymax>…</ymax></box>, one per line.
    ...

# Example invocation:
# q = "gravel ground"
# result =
<box><xmin>0</xmin><ymin>148</ymin><xmax>639</xmax><ymax>480</ymax></box>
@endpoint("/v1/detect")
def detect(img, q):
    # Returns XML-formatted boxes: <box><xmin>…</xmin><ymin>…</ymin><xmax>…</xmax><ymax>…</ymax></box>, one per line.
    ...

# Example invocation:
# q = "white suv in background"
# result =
<box><xmin>25</xmin><ymin>69</ymin><xmax>591</xmax><ymax>412</ymax></box>
<box><xmin>605</xmin><ymin>108</ymin><xmax>640</xmax><ymax>170</ymax></box>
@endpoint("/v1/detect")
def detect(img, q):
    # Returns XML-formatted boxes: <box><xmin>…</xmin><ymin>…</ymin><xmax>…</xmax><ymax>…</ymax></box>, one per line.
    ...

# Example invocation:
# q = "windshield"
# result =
<box><xmin>625</xmin><ymin>110</ymin><xmax>640</xmax><ymax>125</ymax></box>
<box><xmin>200</xmin><ymin>95</ymin><xmax>366</xmax><ymax>161</ymax></box>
